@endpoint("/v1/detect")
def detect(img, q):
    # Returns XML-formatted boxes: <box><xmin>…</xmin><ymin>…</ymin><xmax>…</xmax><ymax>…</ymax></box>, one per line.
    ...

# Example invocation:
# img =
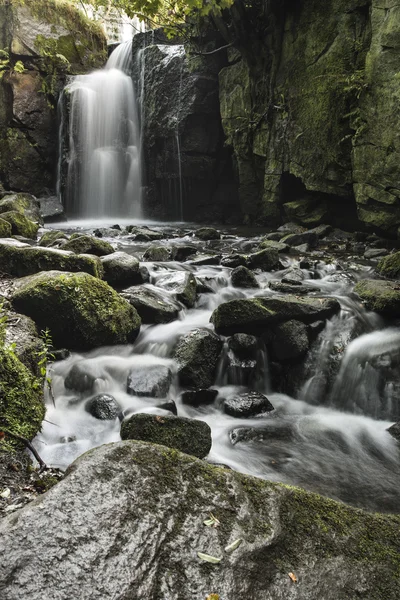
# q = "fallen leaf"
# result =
<box><xmin>288</xmin><ymin>572</ymin><xmax>298</xmax><ymax>583</ymax></box>
<box><xmin>197</xmin><ymin>552</ymin><xmax>222</xmax><ymax>564</ymax></box>
<box><xmin>224</xmin><ymin>538</ymin><xmax>242</xmax><ymax>553</ymax></box>
<box><xmin>206</xmin><ymin>595</ymin><xmax>220</xmax><ymax>600</ymax></box>
<box><xmin>155</xmin><ymin>416</ymin><xmax>165</xmax><ymax>423</ymax></box>
<box><xmin>0</xmin><ymin>487</ymin><xmax>10</xmax><ymax>498</ymax></box>
<box><xmin>203</xmin><ymin>513</ymin><xmax>220</xmax><ymax>528</ymax></box>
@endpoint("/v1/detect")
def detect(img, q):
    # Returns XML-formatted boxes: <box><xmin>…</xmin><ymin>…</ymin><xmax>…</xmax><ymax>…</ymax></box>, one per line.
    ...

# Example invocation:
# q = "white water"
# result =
<box><xmin>64</xmin><ymin>41</ymin><xmax>142</xmax><ymax>218</ymax></box>
<box><xmin>33</xmin><ymin>231</ymin><xmax>400</xmax><ymax>512</ymax></box>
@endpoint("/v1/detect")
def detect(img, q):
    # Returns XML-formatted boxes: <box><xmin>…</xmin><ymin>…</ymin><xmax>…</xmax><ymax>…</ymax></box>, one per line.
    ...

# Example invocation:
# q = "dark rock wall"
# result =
<box><xmin>134</xmin><ymin>31</ymin><xmax>240</xmax><ymax>222</ymax></box>
<box><xmin>0</xmin><ymin>0</ymin><xmax>106</xmax><ymax>197</ymax></box>
<box><xmin>217</xmin><ymin>0</ymin><xmax>400</xmax><ymax>235</ymax></box>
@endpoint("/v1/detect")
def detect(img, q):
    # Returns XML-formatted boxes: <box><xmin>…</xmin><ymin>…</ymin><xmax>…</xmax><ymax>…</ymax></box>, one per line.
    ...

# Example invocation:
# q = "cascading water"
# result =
<box><xmin>31</xmin><ymin>228</ymin><xmax>400</xmax><ymax>514</ymax></box>
<box><xmin>63</xmin><ymin>40</ymin><xmax>142</xmax><ymax>218</ymax></box>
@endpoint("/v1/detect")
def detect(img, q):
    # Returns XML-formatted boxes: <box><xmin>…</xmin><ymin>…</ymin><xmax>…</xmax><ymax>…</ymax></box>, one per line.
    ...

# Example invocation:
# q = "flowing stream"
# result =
<box><xmin>33</xmin><ymin>225</ymin><xmax>400</xmax><ymax>514</ymax></box>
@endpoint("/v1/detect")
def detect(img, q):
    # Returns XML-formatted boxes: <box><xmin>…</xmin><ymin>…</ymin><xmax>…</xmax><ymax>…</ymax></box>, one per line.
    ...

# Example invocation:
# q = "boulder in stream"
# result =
<box><xmin>38</xmin><ymin>230</ymin><xmax>68</xmax><ymax>248</ymax></box>
<box><xmin>64</xmin><ymin>363</ymin><xmax>99</xmax><ymax>393</ymax></box>
<box><xmin>228</xmin><ymin>333</ymin><xmax>258</xmax><ymax>358</ymax></box>
<box><xmin>0</xmin><ymin>238</ymin><xmax>103</xmax><ymax>278</ymax></box>
<box><xmin>354</xmin><ymin>279</ymin><xmax>400</xmax><ymax>317</ymax></box>
<box><xmin>0</xmin><ymin>441</ymin><xmax>399</xmax><ymax>600</ymax></box>
<box><xmin>156</xmin><ymin>271</ymin><xmax>197</xmax><ymax>308</ymax></box>
<box><xmin>85</xmin><ymin>394</ymin><xmax>120</xmax><ymax>420</ymax></box>
<box><xmin>122</xmin><ymin>285</ymin><xmax>180</xmax><ymax>323</ymax></box>
<box><xmin>181</xmin><ymin>388</ymin><xmax>218</xmax><ymax>407</ymax></box>
<box><xmin>143</xmin><ymin>245</ymin><xmax>172</xmax><ymax>261</ymax></box>
<box><xmin>387</xmin><ymin>422</ymin><xmax>400</xmax><ymax>442</ymax></box>
<box><xmin>0</xmin><ymin>211</ymin><xmax>39</xmax><ymax>239</ymax></box>
<box><xmin>246</xmin><ymin>247</ymin><xmax>280</xmax><ymax>271</ymax></box>
<box><xmin>174</xmin><ymin>327</ymin><xmax>223</xmax><ymax>388</ymax></box>
<box><xmin>224</xmin><ymin>391</ymin><xmax>274</xmax><ymax>417</ymax></box>
<box><xmin>211</xmin><ymin>295</ymin><xmax>340</xmax><ymax>335</ymax></box>
<box><xmin>127</xmin><ymin>365</ymin><xmax>173</xmax><ymax>398</ymax></box>
<box><xmin>100</xmin><ymin>251</ymin><xmax>140</xmax><ymax>287</ymax></box>
<box><xmin>194</xmin><ymin>227</ymin><xmax>221</xmax><ymax>240</ymax></box>
<box><xmin>269</xmin><ymin>320</ymin><xmax>309</xmax><ymax>362</ymax></box>
<box><xmin>11</xmin><ymin>271</ymin><xmax>141</xmax><ymax>350</ymax></box>
<box><xmin>231</xmin><ymin>265</ymin><xmax>259</xmax><ymax>288</ymax></box>
<box><xmin>62</xmin><ymin>234</ymin><xmax>115</xmax><ymax>256</ymax></box>
<box><xmin>120</xmin><ymin>415</ymin><xmax>211</xmax><ymax>458</ymax></box>
<box><xmin>376</xmin><ymin>251</ymin><xmax>400</xmax><ymax>279</ymax></box>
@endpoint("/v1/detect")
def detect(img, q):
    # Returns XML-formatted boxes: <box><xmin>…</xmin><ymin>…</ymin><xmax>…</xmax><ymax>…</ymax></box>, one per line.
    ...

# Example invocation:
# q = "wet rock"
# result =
<box><xmin>221</xmin><ymin>254</ymin><xmax>247</xmax><ymax>268</ymax></box>
<box><xmin>194</xmin><ymin>227</ymin><xmax>221</xmax><ymax>240</ymax></box>
<box><xmin>229</xmin><ymin>423</ymin><xmax>293</xmax><ymax>445</ymax></box>
<box><xmin>157</xmin><ymin>399</ymin><xmax>177</xmax><ymax>415</ymax></box>
<box><xmin>195</xmin><ymin>278</ymin><xmax>215</xmax><ymax>293</ymax></box>
<box><xmin>354</xmin><ymin>279</ymin><xmax>400</xmax><ymax>317</ymax></box>
<box><xmin>143</xmin><ymin>246</ymin><xmax>172</xmax><ymax>261</ymax></box>
<box><xmin>0</xmin><ymin>218</ymin><xmax>12</xmax><ymax>238</ymax></box>
<box><xmin>64</xmin><ymin>363</ymin><xmax>98</xmax><ymax>393</ymax></box>
<box><xmin>122</xmin><ymin>286</ymin><xmax>180</xmax><ymax>324</ymax></box>
<box><xmin>231</xmin><ymin>265</ymin><xmax>259</xmax><ymax>288</ymax></box>
<box><xmin>93</xmin><ymin>227</ymin><xmax>120</xmax><ymax>238</ymax></box>
<box><xmin>265</xmin><ymin>231</ymin><xmax>286</xmax><ymax>241</ymax></box>
<box><xmin>308</xmin><ymin>320</ymin><xmax>326</xmax><ymax>340</ymax></box>
<box><xmin>225</xmin><ymin>353</ymin><xmax>257</xmax><ymax>386</ymax></box>
<box><xmin>211</xmin><ymin>295</ymin><xmax>340</xmax><ymax>335</ymax></box>
<box><xmin>282</xmin><ymin>231</ymin><xmax>318</xmax><ymax>248</ymax></box>
<box><xmin>0</xmin><ymin>211</ymin><xmax>39</xmax><ymax>239</ymax></box>
<box><xmin>156</xmin><ymin>272</ymin><xmax>197</xmax><ymax>307</ymax></box>
<box><xmin>38</xmin><ymin>230</ymin><xmax>68</xmax><ymax>248</ymax></box>
<box><xmin>0</xmin><ymin>193</ymin><xmax>42</xmax><ymax>225</ymax></box>
<box><xmin>188</xmin><ymin>254</ymin><xmax>221</xmax><ymax>266</ymax></box>
<box><xmin>224</xmin><ymin>391</ymin><xmax>274</xmax><ymax>417</ymax></box>
<box><xmin>292</xmin><ymin>243</ymin><xmax>310</xmax><ymax>253</ymax></box>
<box><xmin>39</xmin><ymin>196</ymin><xmax>65</xmax><ymax>222</ymax></box>
<box><xmin>120</xmin><ymin>414</ymin><xmax>211</xmax><ymax>458</ymax></box>
<box><xmin>387</xmin><ymin>422</ymin><xmax>400</xmax><ymax>442</ymax></box>
<box><xmin>364</xmin><ymin>248</ymin><xmax>389</xmax><ymax>259</ymax></box>
<box><xmin>259</xmin><ymin>239</ymin><xmax>290</xmax><ymax>253</ymax></box>
<box><xmin>181</xmin><ymin>388</ymin><xmax>218</xmax><ymax>407</ymax></box>
<box><xmin>376</xmin><ymin>251</ymin><xmax>400</xmax><ymax>279</ymax></box>
<box><xmin>174</xmin><ymin>328</ymin><xmax>223</xmax><ymax>388</ymax></box>
<box><xmin>281</xmin><ymin>266</ymin><xmax>306</xmax><ymax>285</ymax></box>
<box><xmin>100</xmin><ymin>252</ymin><xmax>140</xmax><ymax>287</ymax></box>
<box><xmin>85</xmin><ymin>394</ymin><xmax>119</xmax><ymax>420</ymax></box>
<box><xmin>52</xmin><ymin>349</ymin><xmax>70</xmax><ymax>362</ymax></box>
<box><xmin>62</xmin><ymin>235</ymin><xmax>115</xmax><ymax>256</ymax></box>
<box><xmin>228</xmin><ymin>333</ymin><xmax>258</xmax><ymax>358</ymax></box>
<box><xmin>268</xmin><ymin>281</ymin><xmax>319</xmax><ymax>294</ymax></box>
<box><xmin>127</xmin><ymin>365</ymin><xmax>173</xmax><ymax>398</ymax></box>
<box><xmin>138</xmin><ymin>265</ymin><xmax>151</xmax><ymax>283</ymax></box>
<box><xmin>246</xmin><ymin>248</ymin><xmax>280</xmax><ymax>271</ymax></box>
<box><xmin>270</xmin><ymin>320</ymin><xmax>309</xmax><ymax>362</ymax></box>
<box><xmin>12</xmin><ymin>271</ymin><xmax>141</xmax><ymax>350</ymax></box>
<box><xmin>309</xmin><ymin>224</ymin><xmax>332</xmax><ymax>238</ymax></box>
<box><xmin>278</xmin><ymin>222</ymin><xmax>304</xmax><ymax>234</ymax></box>
<box><xmin>171</xmin><ymin>245</ymin><xmax>197</xmax><ymax>261</ymax></box>
<box><xmin>0</xmin><ymin>441</ymin><xmax>398</xmax><ymax>600</ymax></box>
<box><xmin>126</xmin><ymin>226</ymin><xmax>164</xmax><ymax>241</ymax></box>
<box><xmin>0</xmin><ymin>238</ymin><xmax>103</xmax><ymax>278</ymax></box>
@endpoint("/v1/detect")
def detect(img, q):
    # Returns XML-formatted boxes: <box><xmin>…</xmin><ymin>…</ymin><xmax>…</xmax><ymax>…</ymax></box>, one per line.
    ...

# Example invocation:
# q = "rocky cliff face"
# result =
<box><xmin>134</xmin><ymin>31</ymin><xmax>240</xmax><ymax>222</ymax></box>
<box><xmin>0</xmin><ymin>0</ymin><xmax>106</xmax><ymax>196</ymax></box>
<box><xmin>217</xmin><ymin>0</ymin><xmax>400</xmax><ymax>235</ymax></box>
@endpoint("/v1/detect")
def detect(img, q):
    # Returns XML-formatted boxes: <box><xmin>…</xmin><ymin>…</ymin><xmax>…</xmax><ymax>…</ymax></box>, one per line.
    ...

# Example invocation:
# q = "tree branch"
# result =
<box><xmin>2</xmin><ymin>428</ymin><xmax>47</xmax><ymax>473</ymax></box>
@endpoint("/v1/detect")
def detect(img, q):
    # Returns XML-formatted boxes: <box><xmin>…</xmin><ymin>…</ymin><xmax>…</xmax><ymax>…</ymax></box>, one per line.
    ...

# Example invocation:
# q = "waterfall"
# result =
<box><xmin>63</xmin><ymin>40</ymin><xmax>142</xmax><ymax>219</ymax></box>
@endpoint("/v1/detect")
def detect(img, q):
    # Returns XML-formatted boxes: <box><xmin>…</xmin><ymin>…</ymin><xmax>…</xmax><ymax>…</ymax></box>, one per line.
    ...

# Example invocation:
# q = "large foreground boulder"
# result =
<box><xmin>120</xmin><ymin>414</ymin><xmax>211</xmax><ymax>458</ymax></box>
<box><xmin>11</xmin><ymin>271</ymin><xmax>141</xmax><ymax>350</ymax></box>
<box><xmin>0</xmin><ymin>239</ymin><xmax>103</xmax><ymax>278</ymax></box>
<box><xmin>0</xmin><ymin>441</ymin><xmax>399</xmax><ymax>600</ymax></box>
<box><xmin>211</xmin><ymin>295</ymin><xmax>340</xmax><ymax>335</ymax></box>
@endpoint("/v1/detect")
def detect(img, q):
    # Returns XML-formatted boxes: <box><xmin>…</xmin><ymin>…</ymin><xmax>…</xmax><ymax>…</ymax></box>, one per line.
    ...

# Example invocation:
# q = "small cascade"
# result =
<box><xmin>63</xmin><ymin>40</ymin><xmax>142</xmax><ymax>218</ymax></box>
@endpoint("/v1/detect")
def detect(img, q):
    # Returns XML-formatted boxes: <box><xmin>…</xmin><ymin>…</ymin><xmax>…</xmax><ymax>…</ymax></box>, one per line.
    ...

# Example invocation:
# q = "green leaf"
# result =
<box><xmin>224</xmin><ymin>538</ymin><xmax>242</xmax><ymax>553</ymax></box>
<box><xmin>197</xmin><ymin>552</ymin><xmax>222</xmax><ymax>564</ymax></box>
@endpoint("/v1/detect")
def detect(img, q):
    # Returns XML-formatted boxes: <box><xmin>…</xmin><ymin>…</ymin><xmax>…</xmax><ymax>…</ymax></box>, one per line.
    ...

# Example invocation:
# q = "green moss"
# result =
<box><xmin>0</xmin><ymin>210</ymin><xmax>39</xmax><ymax>239</ymax></box>
<box><xmin>62</xmin><ymin>235</ymin><xmax>115</xmax><ymax>257</ymax></box>
<box><xmin>377</xmin><ymin>251</ymin><xmax>400</xmax><ymax>279</ymax></box>
<box><xmin>354</xmin><ymin>278</ymin><xmax>400</xmax><ymax>316</ymax></box>
<box><xmin>143</xmin><ymin>246</ymin><xmax>172</xmax><ymax>261</ymax></box>
<box><xmin>38</xmin><ymin>229</ymin><xmax>68</xmax><ymax>247</ymax></box>
<box><xmin>11</xmin><ymin>270</ymin><xmax>141</xmax><ymax>350</ymax></box>
<box><xmin>0</xmin><ymin>217</ymin><xmax>11</xmax><ymax>237</ymax></box>
<box><xmin>0</xmin><ymin>346</ymin><xmax>45</xmax><ymax>451</ymax></box>
<box><xmin>0</xmin><ymin>242</ymin><xmax>104</xmax><ymax>278</ymax></box>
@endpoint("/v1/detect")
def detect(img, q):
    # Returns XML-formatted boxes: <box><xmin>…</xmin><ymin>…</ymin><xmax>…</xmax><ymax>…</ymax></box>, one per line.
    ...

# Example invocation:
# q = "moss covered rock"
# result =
<box><xmin>0</xmin><ymin>239</ymin><xmax>103</xmax><ymax>278</ymax></box>
<box><xmin>246</xmin><ymin>248</ymin><xmax>280</xmax><ymax>271</ymax></box>
<box><xmin>376</xmin><ymin>252</ymin><xmax>400</xmax><ymax>279</ymax></box>
<box><xmin>11</xmin><ymin>270</ymin><xmax>141</xmax><ymax>350</ymax></box>
<box><xmin>0</xmin><ymin>441</ymin><xmax>399</xmax><ymax>599</ymax></box>
<box><xmin>0</xmin><ymin>218</ymin><xmax>12</xmax><ymax>238</ymax></box>
<box><xmin>0</xmin><ymin>211</ymin><xmax>39</xmax><ymax>239</ymax></box>
<box><xmin>142</xmin><ymin>246</ymin><xmax>172</xmax><ymax>261</ymax></box>
<box><xmin>354</xmin><ymin>278</ymin><xmax>400</xmax><ymax>317</ymax></box>
<box><xmin>38</xmin><ymin>230</ymin><xmax>68</xmax><ymax>247</ymax></box>
<box><xmin>0</xmin><ymin>346</ymin><xmax>45</xmax><ymax>450</ymax></box>
<box><xmin>62</xmin><ymin>235</ymin><xmax>115</xmax><ymax>257</ymax></box>
<box><xmin>122</xmin><ymin>286</ymin><xmax>180</xmax><ymax>324</ymax></box>
<box><xmin>231</xmin><ymin>265</ymin><xmax>259</xmax><ymax>288</ymax></box>
<box><xmin>0</xmin><ymin>193</ymin><xmax>42</xmax><ymax>225</ymax></box>
<box><xmin>211</xmin><ymin>296</ymin><xmax>340</xmax><ymax>336</ymax></box>
<box><xmin>120</xmin><ymin>414</ymin><xmax>212</xmax><ymax>459</ymax></box>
